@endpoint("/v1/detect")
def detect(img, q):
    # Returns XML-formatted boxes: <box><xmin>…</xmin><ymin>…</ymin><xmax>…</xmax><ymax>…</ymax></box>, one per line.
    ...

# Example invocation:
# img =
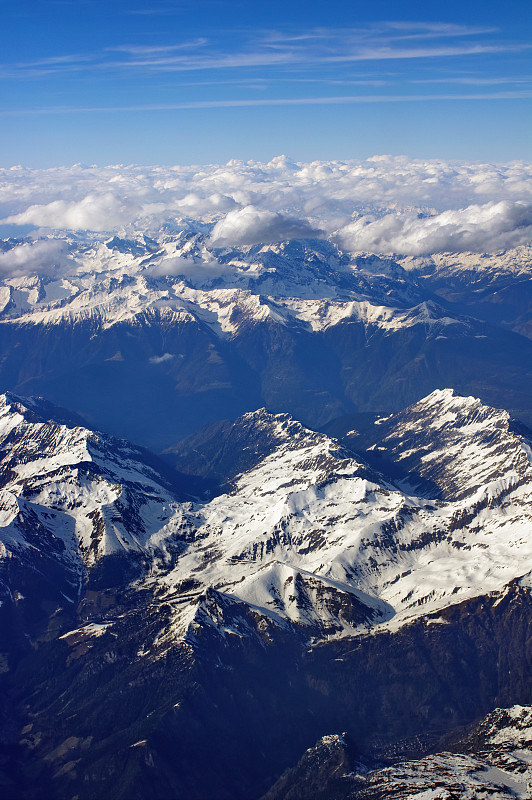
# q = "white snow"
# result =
<box><xmin>1</xmin><ymin>372</ymin><xmax>532</xmax><ymax>646</ymax></box>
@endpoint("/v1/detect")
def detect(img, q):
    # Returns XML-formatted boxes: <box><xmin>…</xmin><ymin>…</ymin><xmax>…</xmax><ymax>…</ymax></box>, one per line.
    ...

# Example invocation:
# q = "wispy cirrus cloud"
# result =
<box><xmin>411</xmin><ymin>75</ymin><xmax>532</xmax><ymax>86</ymax></box>
<box><xmin>259</xmin><ymin>22</ymin><xmax>499</xmax><ymax>46</ymax></box>
<box><xmin>2</xmin><ymin>22</ymin><xmax>529</xmax><ymax>80</ymax></box>
<box><xmin>127</xmin><ymin>5</ymin><xmax>187</xmax><ymax>15</ymax></box>
<box><xmin>108</xmin><ymin>39</ymin><xmax>209</xmax><ymax>56</ymax></box>
<box><xmin>96</xmin><ymin>27</ymin><xmax>528</xmax><ymax>74</ymax></box>
<box><xmin>2</xmin><ymin>90</ymin><xmax>531</xmax><ymax>117</ymax></box>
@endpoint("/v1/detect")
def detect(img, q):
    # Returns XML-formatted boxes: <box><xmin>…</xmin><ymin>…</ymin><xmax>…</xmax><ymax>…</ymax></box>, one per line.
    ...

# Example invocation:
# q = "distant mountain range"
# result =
<box><xmin>0</xmin><ymin>234</ymin><xmax>530</xmax><ymax>451</ymax></box>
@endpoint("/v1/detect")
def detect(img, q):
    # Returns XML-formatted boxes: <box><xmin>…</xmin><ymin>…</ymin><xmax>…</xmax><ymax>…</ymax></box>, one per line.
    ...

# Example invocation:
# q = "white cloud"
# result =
<box><xmin>336</xmin><ymin>201</ymin><xmax>532</xmax><ymax>255</ymax></box>
<box><xmin>209</xmin><ymin>205</ymin><xmax>324</xmax><ymax>247</ymax></box>
<box><xmin>2</xmin><ymin>192</ymin><xmax>138</xmax><ymax>232</ymax></box>
<box><xmin>0</xmin><ymin>239</ymin><xmax>71</xmax><ymax>275</ymax></box>
<box><xmin>175</xmin><ymin>192</ymin><xmax>237</xmax><ymax>217</ymax></box>
<box><xmin>151</xmin><ymin>254</ymin><xmax>229</xmax><ymax>282</ymax></box>
<box><xmin>149</xmin><ymin>353</ymin><xmax>174</xmax><ymax>364</ymax></box>
<box><xmin>0</xmin><ymin>157</ymin><xmax>530</xmax><ymax>256</ymax></box>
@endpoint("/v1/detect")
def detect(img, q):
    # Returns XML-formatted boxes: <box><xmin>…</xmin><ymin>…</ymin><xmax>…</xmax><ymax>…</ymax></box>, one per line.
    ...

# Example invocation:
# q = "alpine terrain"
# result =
<box><xmin>0</xmin><ymin>233</ymin><xmax>531</xmax><ymax>450</ymax></box>
<box><xmin>0</xmin><ymin>224</ymin><xmax>531</xmax><ymax>799</ymax></box>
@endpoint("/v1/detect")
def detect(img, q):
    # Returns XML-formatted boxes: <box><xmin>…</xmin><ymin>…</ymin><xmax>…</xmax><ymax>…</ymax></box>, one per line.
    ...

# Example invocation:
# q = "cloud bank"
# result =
<box><xmin>0</xmin><ymin>240</ymin><xmax>71</xmax><ymax>276</ymax></box>
<box><xmin>0</xmin><ymin>156</ymin><xmax>531</xmax><ymax>254</ymax></box>
<box><xmin>2</xmin><ymin>193</ymin><xmax>139</xmax><ymax>232</ymax></box>
<box><xmin>336</xmin><ymin>201</ymin><xmax>532</xmax><ymax>256</ymax></box>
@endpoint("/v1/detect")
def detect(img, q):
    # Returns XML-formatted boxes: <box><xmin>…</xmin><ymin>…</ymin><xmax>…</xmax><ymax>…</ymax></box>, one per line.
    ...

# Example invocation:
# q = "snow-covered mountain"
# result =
<box><xmin>400</xmin><ymin>244</ymin><xmax>532</xmax><ymax>339</ymax></box>
<box><xmin>1</xmin><ymin>388</ymin><xmax>531</xmax><ymax>800</ymax></box>
<box><xmin>1</xmin><ymin>231</ymin><xmax>531</xmax><ymax>450</ymax></box>
<box><xmin>0</xmin><ymin>391</ymin><xmax>193</xmax><ymax>621</ymax></box>
<box><xmin>154</xmin><ymin>389</ymin><xmax>532</xmax><ymax>644</ymax></box>
<box><xmin>1</xmin><ymin>223</ymin><xmax>532</xmax><ymax>800</ymax></box>
<box><xmin>2</xmin><ymin>389</ymin><xmax>531</xmax><ymax>648</ymax></box>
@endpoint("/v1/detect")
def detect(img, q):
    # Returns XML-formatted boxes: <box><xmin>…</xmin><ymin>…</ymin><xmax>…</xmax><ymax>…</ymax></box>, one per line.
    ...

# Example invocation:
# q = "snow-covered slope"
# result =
<box><xmin>362</xmin><ymin>387</ymin><xmax>532</xmax><ymax>500</ymax></box>
<box><xmin>400</xmin><ymin>245</ymin><xmax>532</xmax><ymax>283</ymax></box>
<box><xmin>2</xmin><ymin>235</ymin><xmax>528</xmax><ymax>337</ymax></box>
<box><xmin>1</xmin><ymin>389</ymin><xmax>531</xmax><ymax>645</ymax></box>
<box><xmin>149</xmin><ymin>391</ymin><xmax>532</xmax><ymax>643</ymax></box>
<box><xmin>0</xmin><ymin>233</ymin><xmax>441</xmax><ymax>333</ymax></box>
<box><xmin>0</xmin><ymin>393</ymin><xmax>187</xmax><ymax>580</ymax></box>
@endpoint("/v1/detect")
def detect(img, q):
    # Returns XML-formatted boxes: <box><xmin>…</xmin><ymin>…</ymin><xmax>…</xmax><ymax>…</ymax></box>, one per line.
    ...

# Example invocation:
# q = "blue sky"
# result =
<box><xmin>0</xmin><ymin>0</ymin><xmax>530</xmax><ymax>166</ymax></box>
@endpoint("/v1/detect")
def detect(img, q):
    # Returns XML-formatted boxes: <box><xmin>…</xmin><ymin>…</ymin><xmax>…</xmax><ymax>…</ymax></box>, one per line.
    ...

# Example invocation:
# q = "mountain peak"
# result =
<box><xmin>364</xmin><ymin>389</ymin><xmax>531</xmax><ymax>501</ymax></box>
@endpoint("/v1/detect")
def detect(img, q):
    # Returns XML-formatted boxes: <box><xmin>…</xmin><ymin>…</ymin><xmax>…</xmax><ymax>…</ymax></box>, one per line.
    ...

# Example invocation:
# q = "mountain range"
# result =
<box><xmin>0</xmin><ymin>229</ymin><xmax>531</xmax><ymax>799</ymax></box>
<box><xmin>0</xmin><ymin>233</ymin><xmax>530</xmax><ymax>451</ymax></box>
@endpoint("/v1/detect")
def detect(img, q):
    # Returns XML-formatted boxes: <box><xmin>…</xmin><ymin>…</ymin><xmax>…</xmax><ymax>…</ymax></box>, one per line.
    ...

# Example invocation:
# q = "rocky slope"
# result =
<box><xmin>0</xmin><ymin>389</ymin><xmax>531</xmax><ymax>798</ymax></box>
<box><xmin>263</xmin><ymin>706</ymin><xmax>532</xmax><ymax>800</ymax></box>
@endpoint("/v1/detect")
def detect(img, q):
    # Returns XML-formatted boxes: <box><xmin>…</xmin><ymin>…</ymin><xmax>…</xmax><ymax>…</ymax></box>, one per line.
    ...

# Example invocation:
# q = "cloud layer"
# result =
<box><xmin>0</xmin><ymin>240</ymin><xmax>71</xmax><ymax>276</ymax></box>
<box><xmin>0</xmin><ymin>156</ymin><xmax>531</xmax><ymax>254</ymax></box>
<box><xmin>336</xmin><ymin>201</ymin><xmax>532</xmax><ymax>256</ymax></box>
<box><xmin>3</xmin><ymin>193</ymin><xmax>136</xmax><ymax>232</ymax></box>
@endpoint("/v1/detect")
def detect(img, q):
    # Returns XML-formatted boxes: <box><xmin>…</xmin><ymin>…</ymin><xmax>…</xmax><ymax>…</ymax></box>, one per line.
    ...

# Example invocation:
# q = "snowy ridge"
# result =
<box><xmin>358</xmin><ymin>751</ymin><xmax>531</xmax><ymax>799</ymax></box>
<box><xmin>0</xmin><ymin>233</ymin><xmax>458</xmax><ymax>337</ymax></box>
<box><xmin>149</xmin><ymin>393</ymin><xmax>532</xmax><ymax>643</ymax></box>
<box><xmin>398</xmin><ymin>245</ymin><xmax>532</xmax><ymax>341</ymax></box>
<box><xmin>370</xmin><ymin>388</ymin><xmax>532</xmax><ymax>500</ymax></box>
<box><xmin>474</xmin><ymin>706</ymin><xmax>532</xmax><ymax>752</ymax></box>
<box><xmin>1</xmin><ymin>390</ymin><xmax>532</xmax><ymax>644</ymax></box>
<box><xmin>0</xmin><ymin>393</ymin><xmax>186</xmax><ymax>570</ymax></box>
<box><xmin>281</xmin><ymin>297</ymin><xmax>463</xmax><ymax>333</ymax></box>
<box><xmin>400</xmin><ymin>245</ymin><xmax>532</xmax><ymax>280</ymax></box>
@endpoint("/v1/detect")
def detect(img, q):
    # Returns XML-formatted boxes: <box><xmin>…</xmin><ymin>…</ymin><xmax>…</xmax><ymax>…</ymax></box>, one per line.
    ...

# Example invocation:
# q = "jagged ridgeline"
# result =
<box><xmin>0</xmin><ymin>385</ymin><xmax>531</xmax><ymax>800</ymax></box>
<box><xmin>0</xmin><ymin>234</ymin><xmax>531</xmax><ymax>452</ymax></box>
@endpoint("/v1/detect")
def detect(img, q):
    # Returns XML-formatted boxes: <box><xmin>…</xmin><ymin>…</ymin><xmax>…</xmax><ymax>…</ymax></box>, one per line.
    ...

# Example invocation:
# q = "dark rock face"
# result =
<box><xmin>266</xmin><ymin>704</ymin><xmax>532</xmax><ymax>799</ymax></box>
<box><xmin>260</xmin><ymin>733</ymin><xmax>362</xmax><ymax>800</ymax></box>
<box><xmin>162</xmin><ymin>406</ymin><xmax>361</xmax><ymax>495</ymax></box>
<box><xmin>1</xmin><ymin>579</ymin><xmax>530</xmax><ymax>800</ymax></box>
<box><xmin>259</xmin><ymin>593</ymin><xmax>532</xmax><ymax>800</ymax></box>
<box><xmin>162</xmin><ymin>409</ymin><xmax>291</xmax><ymax>491</ymax></box>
